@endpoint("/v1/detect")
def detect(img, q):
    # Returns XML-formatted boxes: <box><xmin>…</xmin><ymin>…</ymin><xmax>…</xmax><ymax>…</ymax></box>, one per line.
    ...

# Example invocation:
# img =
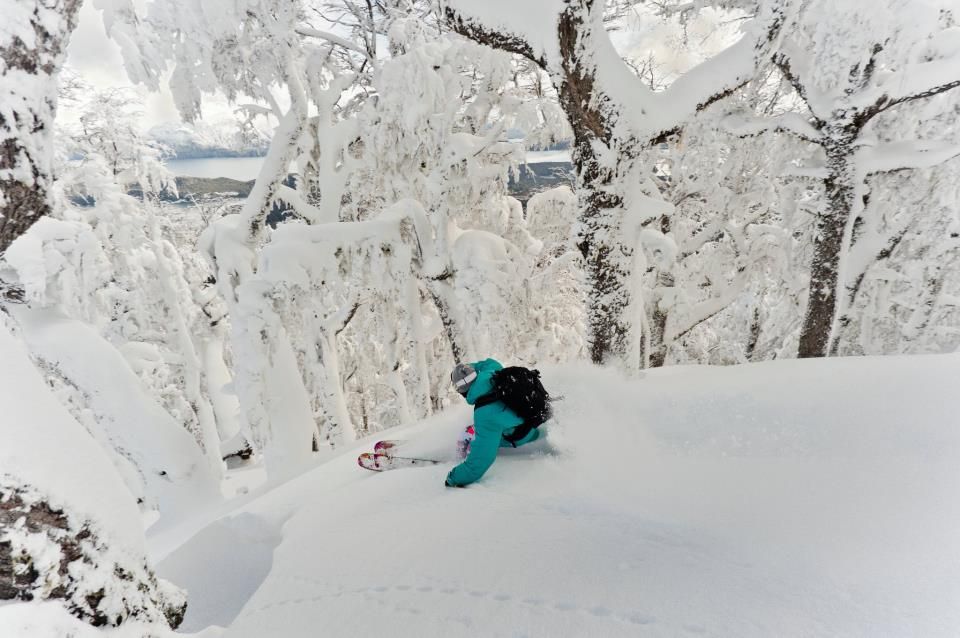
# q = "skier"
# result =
<box><xmin>445</xmin><ymin>359</ymin><xmax>543</xmax><ymax>488</ymax></box>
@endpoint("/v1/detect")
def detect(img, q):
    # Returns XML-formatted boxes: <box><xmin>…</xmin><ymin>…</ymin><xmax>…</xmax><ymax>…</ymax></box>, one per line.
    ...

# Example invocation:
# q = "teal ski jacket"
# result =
<box><xmin>445</xmin><ymin>358</ymin><xmax>541</xmax><ymax>487</ymax></box>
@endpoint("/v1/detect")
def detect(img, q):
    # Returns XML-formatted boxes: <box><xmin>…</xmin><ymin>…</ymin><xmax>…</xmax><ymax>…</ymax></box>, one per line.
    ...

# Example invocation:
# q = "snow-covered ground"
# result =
<box><xmin>133</xmin><ymin>353</ymin><xmax>960</xmax><ymax>637</ymax></box>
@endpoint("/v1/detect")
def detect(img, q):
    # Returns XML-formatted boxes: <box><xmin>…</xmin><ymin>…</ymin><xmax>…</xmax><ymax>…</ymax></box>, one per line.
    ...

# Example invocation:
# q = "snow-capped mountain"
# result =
<box><xmin>147</xmin><ymin>121</ymin><xmax>270</xmax><ymax>159</ymax></box>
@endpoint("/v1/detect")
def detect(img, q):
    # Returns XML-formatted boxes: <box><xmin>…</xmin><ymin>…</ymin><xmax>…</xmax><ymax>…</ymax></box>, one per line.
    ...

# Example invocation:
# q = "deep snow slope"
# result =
<box><xmin>163</xmin><ymin>354</ymin><xmax>960</xmax><ymax>637</ymax></box>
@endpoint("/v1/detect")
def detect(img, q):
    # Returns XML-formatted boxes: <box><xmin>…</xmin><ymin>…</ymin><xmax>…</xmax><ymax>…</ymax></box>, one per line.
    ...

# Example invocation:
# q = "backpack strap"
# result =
<box><xmin>473</xmin><ymin>393</ymin><xmax>499</xmax><ymax>409</ymax></box>
<box><xmin>502</xmin><ymin>423</ymin><xmax>535</xmax><ymax>447</ymax></box>
<box><xmin>474</xmin><ymin>392</ymin><xmax>534</xmax><ymax>448</ymax></box>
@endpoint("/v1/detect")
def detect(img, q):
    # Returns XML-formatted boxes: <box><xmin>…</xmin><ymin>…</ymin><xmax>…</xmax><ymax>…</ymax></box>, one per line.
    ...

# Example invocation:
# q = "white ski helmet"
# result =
<box><xmin>451</xmin><ymin>363</ymin><xmax>477</xmax><ymax>395</ymax></box>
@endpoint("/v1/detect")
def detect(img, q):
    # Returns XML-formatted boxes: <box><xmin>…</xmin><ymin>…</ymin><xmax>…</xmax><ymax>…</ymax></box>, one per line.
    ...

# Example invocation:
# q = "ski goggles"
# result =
<box><xmin>452</xmin><ymin>371</ymin><xmax>477</xmax><ymax>391</ymax></box>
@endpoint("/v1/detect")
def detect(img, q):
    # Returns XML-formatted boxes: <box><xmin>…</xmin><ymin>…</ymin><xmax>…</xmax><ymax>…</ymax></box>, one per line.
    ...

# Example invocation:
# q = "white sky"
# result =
<box><xmin>65</xmin><ymin>2</ymin><xmax>238</xmax><ymax>129</ymax></box>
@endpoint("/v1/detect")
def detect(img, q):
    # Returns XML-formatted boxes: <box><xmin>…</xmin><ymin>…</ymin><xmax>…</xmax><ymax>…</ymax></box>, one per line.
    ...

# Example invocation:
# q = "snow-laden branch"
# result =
<box><xmin>678</xmin><ymin>216</ymin><xmax>726</xmax><ymax>260</ymax></box>
<box><xmin>722</xmin><ymin>112</ymin><xmax>821</xmax><ymax>143</ymax></box>
<box><xmin>236</xmin><ymin>103</ymin><xmax>273</xmax><ymax>120</ymax></box>
<box><xmin>445</xmin><ymin>0</ymin><xmax>562</xmax><ymax>65</ymax></box>
<box><xmin>258</xmin><ymin>199</ymin><xmax>434</xmax><ymax>283</ymax></box>
<box><xmin>864</xmin><ymin>58</ymin><xmax>960</xmax><ymax>113</ymax></box>
<box><xmin>846</xmin><ymin>218</ymin><xmax>911</xmax><ymax>286</ymax></box>
<box><xmin>859</xmin><ymin>140</ymin><xmax>960</xmax><ymax>175</ymax></box>
<box><xmin>379</xmin><ymin>198</ymin><xmax>436</xmax><ymax>267</ymax></box>
<box><xmin>780</xmin><ymin>163</ymin><xmax>828</xmax><ymax>180</ymax></box>
<box><xmin>331</xmin><ymin>294</ymin><xmax>364</xmax><ymax>335</ymax></box>
<box><xmin>647</xmin><ymin>32</ymin><xmax>763</xmax><ymax>137</ymax></box>
<box><xmin>295</xmin><ymin>26</ymin><xmax>372</xmax><ymax>59</ymax></box>
<box><xmin>665</xmin><ymin>268</ymin><xmax>749</xmax><ymax>343</ymax></box>
<box><xmin>275</xmin><ymin>185</ymin><xmax>335</xmax><ymax>225</ymax></box>
<box><xmin>238</xmin><ymin>64</ymin><xmax>309</xmax><ymax>246</ymax></box>
<box><xmin>771</xmin><ymin>39</ymin><xmax>829</xmax><ymax>121</ymax></box>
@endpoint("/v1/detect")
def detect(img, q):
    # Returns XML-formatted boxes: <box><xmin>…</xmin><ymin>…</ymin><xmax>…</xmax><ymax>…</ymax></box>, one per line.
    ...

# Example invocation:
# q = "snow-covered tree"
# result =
<box><xmin>829</xmin><ymin>96</ymin><xmax>960</xmax><ymax>356</ymax></box>
<box><xmin>95</xmin><ymin>1</ymin><xmax>571</xmax><ymax>466</ymax></box>
<box><xmin>0</xmin><ymin>318</ymin><xmax>186</xmax><ymax>629</ymax></box>
<box><xmin>4</xmin><ymin>84</ymin><xmax>224</xmax><ymax>516</ymax></box>
<box><xmin>714</xmin><ymin>0</ymin><xmax>960</xmax><ymax>357</ymax></box>
<box><xmin>0</xmin><ymin>0</ymin><xmax>82</xmax><ymax>270</ymax></box>
<box><xmin>446</xmin><ymin>0</ymin><xmax>784</xmax><ymax>368</ymax></box>
<box><xmin>0</xmin><ymin>2</ymin><xmax>188</xmax><ymax>628</ymax></box>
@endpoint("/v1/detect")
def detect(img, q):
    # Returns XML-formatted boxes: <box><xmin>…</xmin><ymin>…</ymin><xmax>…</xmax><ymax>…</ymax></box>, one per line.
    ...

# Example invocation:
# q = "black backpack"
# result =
<box><xmin>474</xmin><ymin>366</ymin><xmax>552</xmax><ymax>446</ymax></box>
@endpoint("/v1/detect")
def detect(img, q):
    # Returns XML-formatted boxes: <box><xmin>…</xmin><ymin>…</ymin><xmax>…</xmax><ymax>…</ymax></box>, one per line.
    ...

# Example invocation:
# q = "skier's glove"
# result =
<box><xmin>444</xmin><ymin>474</ymin><xmax>463</xmax><ymax>488</ymax></box>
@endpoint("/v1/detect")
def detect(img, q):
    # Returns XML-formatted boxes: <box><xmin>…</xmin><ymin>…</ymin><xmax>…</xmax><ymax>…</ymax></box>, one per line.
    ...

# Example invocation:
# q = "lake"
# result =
<box><xmin>164</xmin><ymin>149</ymin><xmax>572</xmax><ymax>181</ymax></box>
<box><xmin>164</xmin><ymin>157</ymin><xmax>267</xmax><ymax>181</ymax></box>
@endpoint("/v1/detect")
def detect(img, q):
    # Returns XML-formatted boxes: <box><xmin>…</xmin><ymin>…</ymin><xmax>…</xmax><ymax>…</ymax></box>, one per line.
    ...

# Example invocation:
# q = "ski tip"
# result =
<box><xmin>373</xmin><ymin>439</ymin><xmax>403</xmax><ymax>454</ymax></box>
<box><xmin>358</xmin><ymin>452</ymin><xmax>389</xmax><ymax>472</ymax></box>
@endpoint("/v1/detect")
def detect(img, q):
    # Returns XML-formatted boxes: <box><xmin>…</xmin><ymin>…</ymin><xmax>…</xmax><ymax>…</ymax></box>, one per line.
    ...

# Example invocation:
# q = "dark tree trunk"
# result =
<box><xmin>798</xmin><ymin>129</ymin><xmax>856</xmax><ymax>358</ymax></box>
<box><xmin>745</xmin><ymin>306</ymin><xmax>763</xmax><ymax>361</ymax></box>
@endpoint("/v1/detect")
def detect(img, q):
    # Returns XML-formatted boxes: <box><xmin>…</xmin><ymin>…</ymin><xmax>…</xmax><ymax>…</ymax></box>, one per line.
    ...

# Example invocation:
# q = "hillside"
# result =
<box><xmin>147</xmin><ymin>354</ymin><xmax>960</xmax><ymax>637</ymax></box>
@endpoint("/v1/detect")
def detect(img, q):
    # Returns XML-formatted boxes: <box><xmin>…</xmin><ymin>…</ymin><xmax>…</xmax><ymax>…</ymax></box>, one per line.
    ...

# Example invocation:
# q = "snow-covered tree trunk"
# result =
<box><xmin>0</xmin><ymin>482</ymin><xmax>187</xmax><ymax>628</ymax></box>
<box><xmin>560</xmin><ymin>14</ymin><xmax>635</xmax><ymax>363</ymax></box>
<box><xmin>0</xmin><ymin>0</ymin><xmax>81</xmax><ymax>257</ymax></box>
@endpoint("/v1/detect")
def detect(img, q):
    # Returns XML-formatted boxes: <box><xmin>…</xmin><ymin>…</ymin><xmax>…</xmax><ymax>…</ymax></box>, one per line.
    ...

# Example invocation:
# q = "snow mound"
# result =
<box><xmin>162</xmin><ymin>354</ymin><xmax>960</xmax><ymax>637</ymax></box>
<box><xmin>0</xmin><ymin>321</ymin><xmax>145</xmax><ymax>551</ymax></box>
<box><xmin>9</xmin><ymin>307</ymin><xmax>221</xmax><ymax>522</ymax></box>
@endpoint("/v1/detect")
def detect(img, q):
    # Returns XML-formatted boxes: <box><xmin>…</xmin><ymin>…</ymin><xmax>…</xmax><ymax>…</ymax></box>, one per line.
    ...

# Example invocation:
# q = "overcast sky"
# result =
<box><xmin>65</xmin><ymin>2</ymin><xmax>238</xmax><ymax>130</ymax></box>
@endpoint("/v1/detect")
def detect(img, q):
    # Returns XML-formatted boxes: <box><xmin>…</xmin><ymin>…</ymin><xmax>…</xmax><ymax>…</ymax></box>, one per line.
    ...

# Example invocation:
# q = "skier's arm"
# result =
<box><xmin>445</xmin><ymin>412</ymin><xmax>499</xmax><ymax>487</ymax></box>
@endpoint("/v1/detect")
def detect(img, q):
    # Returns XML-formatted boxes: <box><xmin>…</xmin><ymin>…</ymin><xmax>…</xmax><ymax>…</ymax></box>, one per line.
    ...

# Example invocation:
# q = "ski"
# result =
<box><xmin>373</xmin><ymin>439</ymin><xmax>404</xmax><ymax>455</ymax></box>
<box><xmin>357</xmin><ymin>452</ymin><xmax>441</xmax><ymax>472</ymax></box>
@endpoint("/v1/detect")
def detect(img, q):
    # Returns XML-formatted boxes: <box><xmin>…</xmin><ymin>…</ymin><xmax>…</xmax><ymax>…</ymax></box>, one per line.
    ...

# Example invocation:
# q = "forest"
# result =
<box><xmin>1</xmin><ymin>1</ymin><xmax>959</xmax><ymax>636</ymax></box>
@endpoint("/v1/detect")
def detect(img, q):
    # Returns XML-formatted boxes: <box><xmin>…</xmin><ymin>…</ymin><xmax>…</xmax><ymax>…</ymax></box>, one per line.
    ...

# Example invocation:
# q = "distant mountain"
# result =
<box><xmin>508</xmin><ymin>162</ymin><xmax>573</xmax><ymax>205</ymax></box>
<box><xmin>148</xmin><ymin>121</ymin><xmax>270</xmax><ymax>160</ymax></box>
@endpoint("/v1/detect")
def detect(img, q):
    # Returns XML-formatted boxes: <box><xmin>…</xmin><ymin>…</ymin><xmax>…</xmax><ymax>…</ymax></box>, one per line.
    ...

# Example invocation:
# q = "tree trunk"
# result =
<box><xmin>798</xmin><ymin>132</ymin><xmax>856</xmax><ymax>358</ymax></box>
<box><xmin>426</xmin><ymin>275</ymin><xmax>469</xmax><ymax>363</ymax></box>
<box><xmin>0</xmin><ymin>0</ymin><xmax>82</xmax><ymax>255</ymax></box>
<box><xmin>573</xmin><ymin>140</ymin><xmax>633</xmax><ymax>364</ymax></box>
<box><xmin>558</xmin><ymin>4</ymin><xmax>634</xmax><ymax>365</ymax></box>
<box><xmin>448</xmin><ymin>1</ymin><xmax>638</xmax><ymax>366</ymax></box>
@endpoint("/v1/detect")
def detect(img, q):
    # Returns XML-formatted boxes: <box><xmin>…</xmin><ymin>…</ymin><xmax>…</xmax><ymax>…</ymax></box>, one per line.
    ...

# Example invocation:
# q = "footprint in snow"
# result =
<box><xmin>622</xmin><ymin>612</ymin><xmax>657</xmax><ymax>625</ymax></box>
